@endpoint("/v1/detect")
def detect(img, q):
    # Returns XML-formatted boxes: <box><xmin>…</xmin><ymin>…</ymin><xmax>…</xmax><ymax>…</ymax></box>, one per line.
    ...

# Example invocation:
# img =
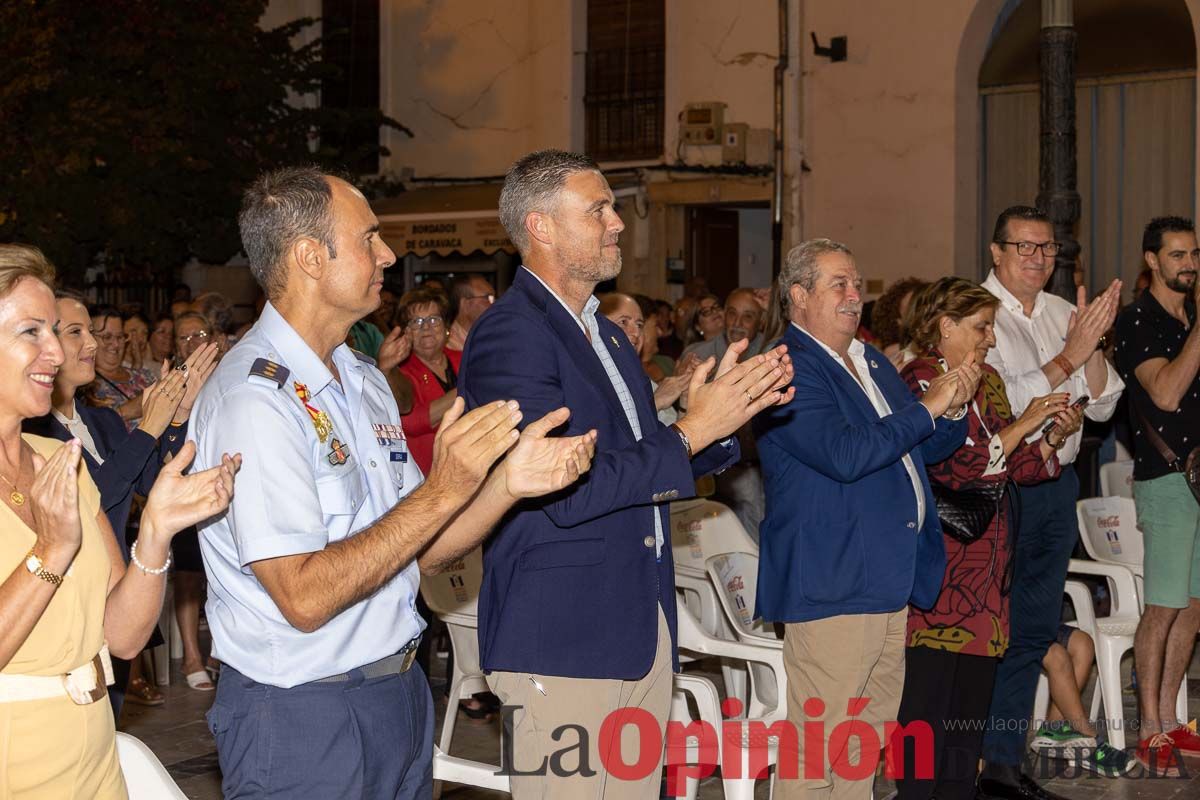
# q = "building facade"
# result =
<box><xmin>270</xmin><ymin>0</ymin><xmax>1200</xmax><ymax>301</ymax></box>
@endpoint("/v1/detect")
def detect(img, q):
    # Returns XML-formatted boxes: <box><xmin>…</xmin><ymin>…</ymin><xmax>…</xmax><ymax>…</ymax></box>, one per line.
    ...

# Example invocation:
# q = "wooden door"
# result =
<box><xmin>686</xmin><ymin>207</ymin><xmax>739</xmax><ymax>300</ymax></box>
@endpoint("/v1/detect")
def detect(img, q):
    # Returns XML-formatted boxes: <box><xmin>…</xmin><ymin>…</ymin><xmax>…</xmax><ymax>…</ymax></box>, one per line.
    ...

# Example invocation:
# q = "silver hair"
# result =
<box><xmin>238</xmin><ymin>166</ymin><xmax>338</xmax><ymax>300</ymax></box>
<box><xmin>498</xmin><ymin>150</ymin><xmax>600</xmax><ymax>255</ymax></box>
<box><xmin>777</xmin><ymin>238</ymin><xmax>853</xmax><ymax>317</ymax></box>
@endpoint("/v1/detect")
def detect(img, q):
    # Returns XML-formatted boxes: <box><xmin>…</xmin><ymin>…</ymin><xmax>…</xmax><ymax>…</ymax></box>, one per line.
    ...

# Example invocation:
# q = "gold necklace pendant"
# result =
<box><xmin>0</xmin><ymin>471</ymin><xmax>24</xmax><ymax>506</ymax></box>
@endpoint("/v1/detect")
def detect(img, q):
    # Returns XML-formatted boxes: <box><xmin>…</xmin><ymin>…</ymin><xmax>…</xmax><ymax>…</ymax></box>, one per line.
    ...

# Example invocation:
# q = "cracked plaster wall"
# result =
<box><xmin>664</xmin><ymin>0</ymin><xmax>777</xmax><ymax>149</ymax></box>
<box><xmin>801</xmin><ymin>0</ymin><xmax>994</xmax><ymax>287</ymax></box>
<box><xmin>381</xmin><ymin>0</ymin><xmax>782</xmax><ymax>178</ymax></box>
<box><xmin>381</xmin><ymin>0</ymin><xmax>577</xmax><ymax>177</ymax></box>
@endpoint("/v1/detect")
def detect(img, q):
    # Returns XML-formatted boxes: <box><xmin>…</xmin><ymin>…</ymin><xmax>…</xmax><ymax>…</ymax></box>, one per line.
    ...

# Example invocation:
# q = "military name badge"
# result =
<box><xmin>293</xmin><ymin>381</ymin><xmax>334</xmax><ymax>443</ymax></box>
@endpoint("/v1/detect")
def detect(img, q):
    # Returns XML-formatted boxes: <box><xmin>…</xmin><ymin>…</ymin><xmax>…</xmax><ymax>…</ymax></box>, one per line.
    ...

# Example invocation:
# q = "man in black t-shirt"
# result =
<box><xmin>1113</xmin><ymin>215</ymin><xmax>1200</xmax><ymax>772</ymax></box>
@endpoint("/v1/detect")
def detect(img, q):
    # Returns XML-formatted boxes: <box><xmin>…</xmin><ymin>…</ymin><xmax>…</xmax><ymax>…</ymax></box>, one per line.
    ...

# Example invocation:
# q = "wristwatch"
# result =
<box><xmin>25</xmin><ymin>550</ymin><xmax>64</xmax><ymax>586</ymax></box>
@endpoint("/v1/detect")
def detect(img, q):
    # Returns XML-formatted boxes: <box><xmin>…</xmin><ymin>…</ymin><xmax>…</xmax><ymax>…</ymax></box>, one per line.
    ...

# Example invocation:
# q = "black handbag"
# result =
<box><xmin>931</xmin><ymin>479</ymin><xmax>1007</xmax><ymax>544</ymax></box>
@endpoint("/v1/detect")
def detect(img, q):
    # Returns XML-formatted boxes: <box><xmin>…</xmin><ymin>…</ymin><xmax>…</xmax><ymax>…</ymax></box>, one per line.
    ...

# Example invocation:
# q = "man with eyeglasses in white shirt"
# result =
<box><xmin>977</xmin><ymin>205</ymin><xmax>1124</xmax><ymax>800</ymax></box>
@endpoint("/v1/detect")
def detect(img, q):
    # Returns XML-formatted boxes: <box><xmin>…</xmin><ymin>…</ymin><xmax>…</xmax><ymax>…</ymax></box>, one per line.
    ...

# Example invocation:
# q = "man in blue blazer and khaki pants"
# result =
<box><xmin>756</xmin><ymin>239</ymin><xmax>980</xmax><ymax>800</ymax></box>
<box><xmin>460</xmin><ymin>149</ymin><xmax>795</xmax><ymax>798</ymax></box>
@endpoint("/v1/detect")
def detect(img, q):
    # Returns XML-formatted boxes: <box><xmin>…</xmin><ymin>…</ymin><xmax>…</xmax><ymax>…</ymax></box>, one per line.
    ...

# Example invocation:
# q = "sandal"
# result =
<box><xmin>185</xmin><ymin>670</ymin><xmax>215</xmax><ymax>692</ymax></box>
<box><xmin>205</xmin><ymin>657</ymin><xmax>221</xmax><ymax>684</ymax></box>
<box><xmin>125</xmin><ymin>676</ymin><xmax>165</xmax><ymax>706</ymax></box>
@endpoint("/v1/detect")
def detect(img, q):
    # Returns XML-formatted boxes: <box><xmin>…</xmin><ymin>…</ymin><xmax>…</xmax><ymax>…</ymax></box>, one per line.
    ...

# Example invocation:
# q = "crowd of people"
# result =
<box><xmin>1</xmin><ymin>148</ymin><xmax>1198</xmax><ymax>800</ymax></box>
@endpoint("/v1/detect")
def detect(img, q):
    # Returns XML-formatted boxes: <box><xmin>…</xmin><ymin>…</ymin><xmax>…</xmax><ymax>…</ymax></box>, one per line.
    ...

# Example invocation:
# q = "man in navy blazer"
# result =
<box><xmin>755</xmin><ymin>239</ymin><xmax>979</xmax><ymax>800</ymax></box>
<box><xmin>459</xmin><ymin>149</ymin><xmax>794</xmax><ymax>798</ymax></box>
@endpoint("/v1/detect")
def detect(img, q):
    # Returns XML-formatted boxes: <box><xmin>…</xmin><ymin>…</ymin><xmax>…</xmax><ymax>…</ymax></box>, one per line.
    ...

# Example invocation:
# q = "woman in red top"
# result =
<box><xmin>397</xmin><ymin>287</ymin><xmax>462</xmax><ymax>475</ymax></box>
<box><xmin>892</xmin><ymin>278</ymin><xmax>1083</xmax><ymax>800</ymax></box>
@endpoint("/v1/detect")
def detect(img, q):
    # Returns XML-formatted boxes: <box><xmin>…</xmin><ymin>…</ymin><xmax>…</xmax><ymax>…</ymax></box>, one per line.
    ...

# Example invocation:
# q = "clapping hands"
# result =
<box><xmin>499</xmin><ymin>407</ymin><xmax>597</xmax><ymax>499</ymax></box>
<box><xmin>141</xmin><ymin>441</ymin><xmax>240</xmax><ymax>539</ymax></box>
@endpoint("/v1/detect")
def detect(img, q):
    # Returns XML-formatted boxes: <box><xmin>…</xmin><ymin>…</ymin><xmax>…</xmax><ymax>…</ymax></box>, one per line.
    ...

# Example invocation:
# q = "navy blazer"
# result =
<box><xmin>24</xmin><ymin>404</ymin><xmax>186</xmax><ymax>557</ymax></box>
<box><xmin>753</xmin><ymin>325</ymin><xmax>966</xmax><ymax>623</ymax></box>
<box><xmin>459</xmin><ymin>268</ymin><xmax>738</xmax><ymax>680</ymax></box>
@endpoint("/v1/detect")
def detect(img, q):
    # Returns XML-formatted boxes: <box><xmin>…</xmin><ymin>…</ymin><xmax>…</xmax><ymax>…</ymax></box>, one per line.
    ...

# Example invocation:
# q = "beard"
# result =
<box><xmin>1166</xmin><ymin>270</ymin><xmax>1198</xmax><ymax>294</ymax></box>
<box><xmin>566</xmin><ymin>247</ymin><xmax>622</xmax><ymax>283</ymax></box>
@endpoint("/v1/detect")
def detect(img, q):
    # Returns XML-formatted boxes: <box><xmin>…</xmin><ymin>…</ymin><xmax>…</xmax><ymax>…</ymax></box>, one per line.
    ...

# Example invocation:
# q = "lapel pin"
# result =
<box><xmin>870</xmin><ymin>359</ymin><xmax>878</xmax><ymax>369</ymax></box>
<box><xmin>610</xmin><ymin>335</ymin><xmax>620</xmax><ymax>348</ymax></box>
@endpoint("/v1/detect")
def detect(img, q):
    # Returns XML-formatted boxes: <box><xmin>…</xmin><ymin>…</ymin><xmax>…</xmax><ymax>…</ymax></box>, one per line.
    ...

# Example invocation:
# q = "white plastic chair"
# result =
<box><xmin>673</xmin><ymin>594</ymin><xmax>788</xmax><ymax>799</ymax></box>
<box><xmin>1056</xmin><ymin>559</ymin><xmax>1186</xmax><ymax>749</ymax></box>
<box><xmin>704</xmin><ymin>552</ymin><xmax>776</xmax><ymax>644</ymax></box>
<box><xmin>115</xmin><ymin>732</ymin><xmax>188</xmax><ymax>799</ymax></box>
<box><xmin>670</xmin><ymin>498</ymin><xmax>759</xmax><ymax>708</ymax></box>
<box><xmin>674</xmin><ymin>570</ymin><xmax>750</xmax><ymax>712</ymax></box>
<box><xmin>151</xmin><ymin>575</ymin><xmax>180</xmax><ymax>686</ymax></box>
<box><xmin>432</xmin><ymin>745</ymin><xmax>511</xmax><ymax>793</ymax></box>
<box><xmin>670</xmin><ymin>498</ymin><xmax>759</xmax><ymax>576</ymax></box>
<box><xmin>419</xmin><ymin>549</ymin><xmax>500</xmax><ymax>797</ymax></box>
<box><xmin>1076</xmin><ymin>496</ymin><xmax>1145</xmax><ymax>606</ymax></box>
<box><xmin>704</xmin><ymin>552</ymin><xmax>786</xmax><ymax>722</ymax></box>
<box><xmin>1099</xmin><ymin>460</ymin><xmax>1135</xmax><ymax>499</ymax></box>
<box><xmin>1032</xmin><ymin>579</ymin><xmax>1099</xmax><ymax>724</ymax></box>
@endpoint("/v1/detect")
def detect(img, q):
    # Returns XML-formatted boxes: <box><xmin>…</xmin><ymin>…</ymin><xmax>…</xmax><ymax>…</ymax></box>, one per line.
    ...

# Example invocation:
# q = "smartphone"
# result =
<box><xmin>1043</xmin><ymin>396</ymin><xmax>1089</xmax><ymax>435</ymax></box>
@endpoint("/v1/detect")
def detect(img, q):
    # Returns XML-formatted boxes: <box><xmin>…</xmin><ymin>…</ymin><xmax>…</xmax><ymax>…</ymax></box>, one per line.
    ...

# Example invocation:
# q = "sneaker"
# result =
<box><xmin>1165</xmin><ymin>725</ymin><xmax>1200</xmax><ymax>754</ymax></box>
<box><xmin>1135</xmin><ymin>733</ymin><xmax>1182</xmax><ymax>776</ymax></box>
<box><xmin>1029</xmin><ymin>721</ymin><xmax>1096</xmax><ymax>760</ymax></box>
<box><xmin>1081</xmin><ymin>742</ymin><xmax>1137</xmax><ymax>777</ymax></box>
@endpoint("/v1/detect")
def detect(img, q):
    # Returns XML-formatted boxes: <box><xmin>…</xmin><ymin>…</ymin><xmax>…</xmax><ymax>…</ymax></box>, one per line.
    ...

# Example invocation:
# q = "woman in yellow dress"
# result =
<box><xmin>0</xmin><ymin>244</ymin><xmax>240</xmax><ymax>798</ymax></box>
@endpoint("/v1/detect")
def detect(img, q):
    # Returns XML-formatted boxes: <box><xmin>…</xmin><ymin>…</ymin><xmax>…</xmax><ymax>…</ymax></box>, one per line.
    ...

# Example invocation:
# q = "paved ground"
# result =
<box><xmin>121</xmin><ymin>633</ymin><xmax>1200</xmax><ymax>800</ymax></box>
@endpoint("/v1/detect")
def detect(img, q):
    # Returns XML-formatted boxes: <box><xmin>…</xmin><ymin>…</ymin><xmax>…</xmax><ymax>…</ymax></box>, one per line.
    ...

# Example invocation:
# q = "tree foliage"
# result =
<box><xmin>0</xmin><ymin>0</ymin><xmax>405</xmax><ymax>279</ymax></box>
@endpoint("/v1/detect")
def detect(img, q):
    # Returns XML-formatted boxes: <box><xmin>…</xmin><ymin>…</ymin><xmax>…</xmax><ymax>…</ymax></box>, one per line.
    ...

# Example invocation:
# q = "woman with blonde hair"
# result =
<box><xmin>0</xmin><ymin>244</ymin><xmax>240</xmax><ymax>797</ymax></box>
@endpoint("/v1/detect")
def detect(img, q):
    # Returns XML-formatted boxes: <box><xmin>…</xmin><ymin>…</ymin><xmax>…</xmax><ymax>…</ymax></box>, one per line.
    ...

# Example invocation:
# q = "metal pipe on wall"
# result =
<box><xmin>772</xmin><ymin>0</ymin><xmax>789</xmax><ymax>277</ymax></box>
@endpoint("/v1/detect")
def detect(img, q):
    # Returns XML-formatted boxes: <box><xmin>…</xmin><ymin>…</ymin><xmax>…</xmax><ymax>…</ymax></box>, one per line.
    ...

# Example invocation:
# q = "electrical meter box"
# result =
<box><xmin>722</xmin><ymin>122</ymin><xmax>748</xmax><ymax>163</ymax></box>
<box><xmin>679</xmin><ymin>102</ymin><xmax>726</xmax><ymax>146</ymax></box>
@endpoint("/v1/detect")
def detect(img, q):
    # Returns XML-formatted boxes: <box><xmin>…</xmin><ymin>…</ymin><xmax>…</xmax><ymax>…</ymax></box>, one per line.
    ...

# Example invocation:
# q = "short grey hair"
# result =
<box><xmin>499</xmin><ymin>149</ymin><xmax>600</xmax><ymax>254</ymax></box>
<box><xmin>238</xmin><ymin>166</ymin><xmax>338</xmax><ymax>300</ymax></box>
<box><xmin>174</xmin><ymin>310</ymin><xmax>213</xmax><ymax>336</ymax></box>
<box><xmin>778</xmin><ymin>238</ymin><xmax>853</xmax><ymax>317</ymax></box>
<box><xmin>192</xmin><ymin>291</ymin><xmax>236</xmax><ymax>334</ymax></box>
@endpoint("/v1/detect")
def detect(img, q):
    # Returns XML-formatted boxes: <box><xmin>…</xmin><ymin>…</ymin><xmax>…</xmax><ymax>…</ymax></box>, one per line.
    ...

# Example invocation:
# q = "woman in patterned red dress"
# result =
<box><xmin>891</xmin><ymin>277</ymin><xmax>1084</xmax><ymax>800</ymax></box>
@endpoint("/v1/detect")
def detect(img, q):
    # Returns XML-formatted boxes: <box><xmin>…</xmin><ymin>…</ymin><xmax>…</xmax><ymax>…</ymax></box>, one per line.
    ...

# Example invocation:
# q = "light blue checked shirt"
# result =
<box><xmin>524</xmin><ymin>268</ymin><xmax>666</xmax><ymax>556</ymax></box>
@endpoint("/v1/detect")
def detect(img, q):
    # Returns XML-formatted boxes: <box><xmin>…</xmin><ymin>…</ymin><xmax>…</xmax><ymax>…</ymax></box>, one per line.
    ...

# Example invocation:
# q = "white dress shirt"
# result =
<box><xmin>52</xmin><ymin>402</ymin><xmax>104</xmax><ymax>465</ymax></box>
<box><xmin>982</xmin><ymin>270</ymin><xmax>1124</xmax><ymax>465</ymax></box>
<box><xmin>794</xmin><ymin>323</ymin><xmax>927</xmax><ymax>529</ymax></box>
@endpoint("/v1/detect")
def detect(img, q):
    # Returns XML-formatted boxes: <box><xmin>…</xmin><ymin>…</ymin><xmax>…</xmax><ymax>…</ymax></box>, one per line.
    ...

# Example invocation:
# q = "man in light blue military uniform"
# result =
<box><xmin>190</xmin><ymin>166</ymin><xmax>596</xmax><ymax>799</ymax></box>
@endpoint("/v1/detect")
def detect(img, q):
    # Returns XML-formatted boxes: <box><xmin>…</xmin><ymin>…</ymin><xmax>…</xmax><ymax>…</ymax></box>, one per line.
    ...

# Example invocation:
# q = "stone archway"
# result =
<box><xmin>953</xmin><ymin>0</ymin><xmax>1200</xmax><ymax>284</ymax></box>
<box><xmin>951</xmin><ymin>0</ymin><xmax>1009</xmax><ymax>279</ymax></box>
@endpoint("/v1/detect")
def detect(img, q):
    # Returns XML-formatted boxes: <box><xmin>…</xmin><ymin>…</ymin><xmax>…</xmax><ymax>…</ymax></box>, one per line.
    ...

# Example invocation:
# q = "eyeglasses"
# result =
<box><xmin>407</xmin><ymin>315</ymin><xmax>445</xmax><ymax>330</ymax></box>
<box><xmin>698</xmin><ymin>305</ymin><xmax>723</xmax><ymax>318</ymax></box>
<box><xmin>464</xmin><ymin>293</ymin><xmax>494</xmax><ymax>304</ymax></box>
<box><xmin>177</xmin><ymin>330</ymin><xmax>212</xmax><ymax>345</ymax></box>
<box><xmin>94</xmin><ymin>333</ymin><xmax>127</xmax><ymax>345</ymax></box>
<box><xmin>998</xmin><ymin>240</ymin><xmax>1061</xmax><ymax>258</ymax></box>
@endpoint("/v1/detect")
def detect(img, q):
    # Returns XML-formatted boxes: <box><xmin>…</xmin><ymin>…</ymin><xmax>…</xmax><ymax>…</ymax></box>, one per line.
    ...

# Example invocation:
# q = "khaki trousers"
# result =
<box><xmin>486</xmin><ymin>606</ymin><xmax>673</xmax><ymax>800</ymax></box>
<box><xmin>777</xmin><ymin>608</ymin><xmax>908</xmax><ymax>800</ymax></box>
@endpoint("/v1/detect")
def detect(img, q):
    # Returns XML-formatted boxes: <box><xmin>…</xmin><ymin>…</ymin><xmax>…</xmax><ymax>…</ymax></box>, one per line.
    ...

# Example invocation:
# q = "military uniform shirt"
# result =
<box><xmin>190</xmin><ymin>302</ymin><xmax>425</xmax><ymax>688</ymax></box>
